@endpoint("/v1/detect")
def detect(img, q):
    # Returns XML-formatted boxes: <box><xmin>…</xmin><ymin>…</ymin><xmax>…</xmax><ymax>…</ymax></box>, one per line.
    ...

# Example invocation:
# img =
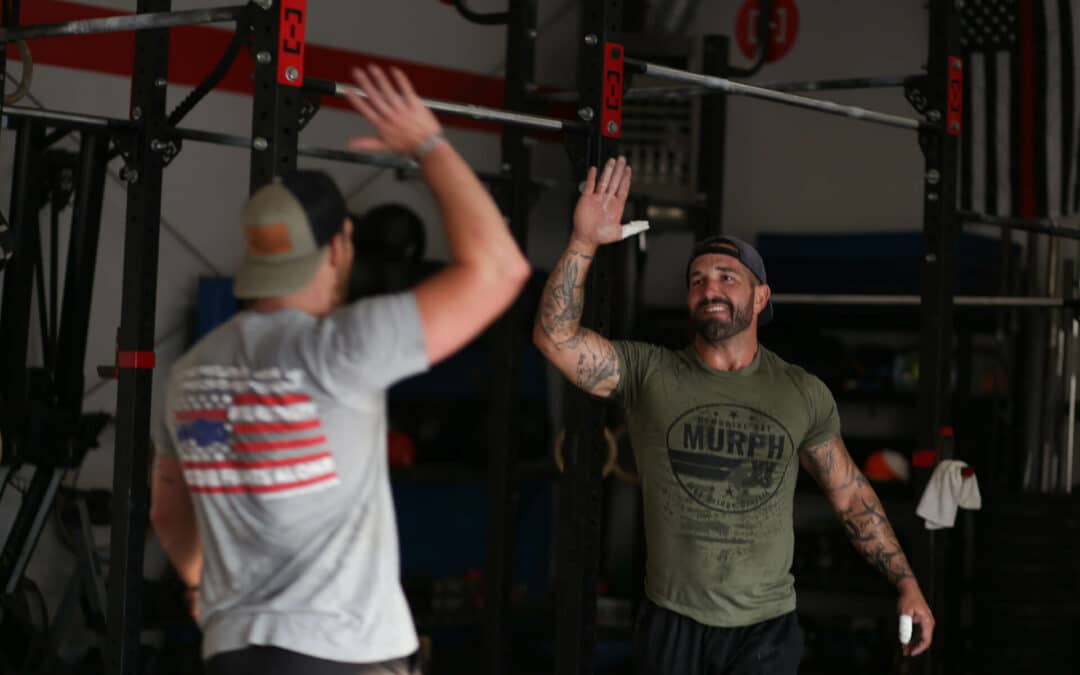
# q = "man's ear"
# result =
<box><xmin>328</xmin><ymin>230</ymin><xmax>349</xmax><ymax>268</ymax></box>
<box><xmin>757</xmin><ymin>283</ymin><xmax>772</xmax><ymax>313</ymax></box>
<box><xmin>329</xmin><ymin>218</ymin><xmax>354</xmax><ymax>267</ymax></box>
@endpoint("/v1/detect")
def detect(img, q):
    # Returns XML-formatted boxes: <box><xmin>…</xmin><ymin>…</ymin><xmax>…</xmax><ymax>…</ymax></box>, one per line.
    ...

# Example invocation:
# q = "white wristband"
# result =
<box><xmin>412</xmin><ymin>133</ymin><xmax>445</xmax><ymax>162</ymax></box>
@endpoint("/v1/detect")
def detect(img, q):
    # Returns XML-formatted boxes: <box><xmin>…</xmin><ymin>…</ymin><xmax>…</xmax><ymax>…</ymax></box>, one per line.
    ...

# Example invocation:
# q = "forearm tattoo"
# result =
<box><xmin>838</xmin><ymin>494</ymin><xmax>914</xmax><ymax>586</ymax></box>
<box><xmin>802</xmin><ymin>437</ymin><xmax>869</xmax><ymax>496</ymax></box>
<box><xmin>539</xmin><ymin>249</ymin><xmax>590</xmax><ymax>348</ymax></box>
<box><xmin>537</xmin><ymin>248</ymin><xmax>619</xmax><ymax>393</ymax></box>
<box><xmin>802</xmin><ymin>437</ymin><xmax>914</xmax><ymax>586</ymax></box>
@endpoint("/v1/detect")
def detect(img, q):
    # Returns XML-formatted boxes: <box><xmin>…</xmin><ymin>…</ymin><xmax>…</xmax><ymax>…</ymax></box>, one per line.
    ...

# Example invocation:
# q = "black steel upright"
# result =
<box><xmin>483</xmin><ymin>1</ymin><xmax>538</xmax><ymax>673</ymax></box>
<box><xmin>108</xmin><ymin>1</ymin><xmax>171</xmax><ymax>673</ymax></box>
<box><xmin>57</xmin><ymin>132</ymin><xmax>110</xmax><ymax>414</ymax></box>
<box><xmin>914</xmin><ymin>2</ymin><xmax>962</xmax><ymax>674</ymax></box>
<box><xmin>554</xmin><ymin>3</ymin><xmax>622</xmax><ymax>673</ymax></box>
<box><xmin>0</xmin><ymin>128</ymin><xmax>110</xmax><ymax>599</ymax></box>
<box><xmin>249</xmin><ymin>0</ymin><xmax>304</xmax><ymax>191</ymax></box>
<box><xmin>0</xmin><ymin>119</ymin><xmax>44</xmax><ymax>467</ymax></box>
<box><xmin>0</xmin><ymin>121</ymin><xmax>70</xmax><ymax>599</ymax></box>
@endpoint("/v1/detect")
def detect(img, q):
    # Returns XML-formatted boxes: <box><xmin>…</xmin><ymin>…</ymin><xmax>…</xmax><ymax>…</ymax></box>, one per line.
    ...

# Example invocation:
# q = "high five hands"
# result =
<box><xmin>344</xmin><ymin>64</ymin><xmax>443</xmax><ymax>157</ymax></box>
<box><xmin>572</xmin><ymin>157</ymin><xmax>633</xmax><ymax>250</ymax></box>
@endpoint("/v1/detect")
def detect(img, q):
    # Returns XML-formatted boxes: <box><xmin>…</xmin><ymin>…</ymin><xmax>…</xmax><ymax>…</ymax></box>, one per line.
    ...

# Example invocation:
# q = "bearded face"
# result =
<box><xmin>691</xmin><ymin>285</ymin><xmax>756</xmax><ymax>343</ymax></box>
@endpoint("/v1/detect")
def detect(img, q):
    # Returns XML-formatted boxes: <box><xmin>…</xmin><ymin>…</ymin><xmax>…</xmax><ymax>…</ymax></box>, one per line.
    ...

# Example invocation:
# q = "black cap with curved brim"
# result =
<box><xmin>686</xmin><ymin>235</ymin><xmax>774</xmax><ymax>325</ymax></box>
<box><xmin>234</xmin><ymin>171</ymin><xmax>347</xmax><ymax>300</ymax></box>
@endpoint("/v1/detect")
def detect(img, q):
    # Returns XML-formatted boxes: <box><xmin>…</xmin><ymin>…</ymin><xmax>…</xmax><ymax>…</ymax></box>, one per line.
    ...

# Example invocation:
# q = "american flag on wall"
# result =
<box><xmin>173</xmin><ymin>366</ymin><xmax>340</xmax><ymax>497</ymax></box>
<box><xmin>960</xmin><ymin>0</ymin><xmax>1080</xmax><ymax>218</ymax></box>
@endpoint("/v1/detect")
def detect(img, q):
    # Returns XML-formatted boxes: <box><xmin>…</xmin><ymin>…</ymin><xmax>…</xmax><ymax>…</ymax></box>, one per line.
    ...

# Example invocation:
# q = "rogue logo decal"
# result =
<box><xmin>666</xmin><ymin>404</ymin><xmax>794</xmax><ymax>513</ymax></box>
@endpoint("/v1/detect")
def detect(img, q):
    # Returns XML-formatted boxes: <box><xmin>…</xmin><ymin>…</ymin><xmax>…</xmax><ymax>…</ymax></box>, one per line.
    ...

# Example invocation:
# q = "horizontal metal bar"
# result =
<box><xmin>1</xmin><ymin>107</ymin><xmax>562</xmax><ymax>185</ymax></box>
<box><xmin>2</xmin><ymin>105</ymin><xmax>135</xmax><ymax>131</ymax></box>
<box><xmin>626</xmin><ymin>75</ymin><xmax>917</xmax><ymax>101</ymax></box>
<box><xmin>304</xmin><ymin>77</ymin><xmax>582</xmax><ymax>133</ymax></box>
<box><xmin>959</xmin><ymin>210</ymin><xmax>1080</xmax><ymax>241</ymax></box>
<box><xmin>0</xmin><ymin>6</ymin><xmax>246</xmax><ymax>42</ymax></box>
<box><xmin>749</xmin><ymin>74</ymin><xmax>916</xmax><ymax>93</ymax></box>
<box><xmin>169</xmin><ymin>127</ymin><xmax>418</xmax><ymax>171</ymax></box>
<box><xmin>625</xmin><ymin>59</ymin><xmax>924</xmax><ymax>131</ymax></box>
<box><xmin>772</xmin><ymin>293</ymin><xmax>1069</xmax><ymax>308</ymax></box>
<box><xmin>171</xmin><ymin>126</ymin><xmax>562</xmax><ymax>188</ymax></box>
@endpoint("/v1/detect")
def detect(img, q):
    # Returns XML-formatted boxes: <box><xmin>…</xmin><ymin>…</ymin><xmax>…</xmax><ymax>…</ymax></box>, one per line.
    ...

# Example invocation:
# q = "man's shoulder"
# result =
<box><xmin>759</xmin><ymin>347</ymin><xmax>828</xmax><ymax>389</ymax></box>
<box><xmin>612</xmin><ymin>339</ymin><xmax>684</xmax><ymax>364</ymax></box>
<box><xmin>167</xmin><ymin>314</ymin><xmax>249</xmax><ymax>379</ymax></box>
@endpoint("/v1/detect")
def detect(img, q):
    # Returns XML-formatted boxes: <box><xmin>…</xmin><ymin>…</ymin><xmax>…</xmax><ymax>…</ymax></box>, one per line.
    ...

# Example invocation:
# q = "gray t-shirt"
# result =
<box><xmin>154</xmin><ymin>293</ymin><xmax>429</xmax><ymax>663</ymax></box>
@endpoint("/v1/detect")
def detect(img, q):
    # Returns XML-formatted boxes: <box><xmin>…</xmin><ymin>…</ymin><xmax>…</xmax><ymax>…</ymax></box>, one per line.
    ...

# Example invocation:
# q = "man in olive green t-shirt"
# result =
<box><xmin>533</xmin><ymin>157</ymin><xmax>935</xmax><ymax>674</ymax></box>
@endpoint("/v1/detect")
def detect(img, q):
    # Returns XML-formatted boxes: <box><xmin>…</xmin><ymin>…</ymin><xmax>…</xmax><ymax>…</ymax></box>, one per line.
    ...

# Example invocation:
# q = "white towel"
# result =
<box><xmin>915</xmin><ymin>460</ymin><xmax>982</xmax><ymax>530</ymax></box>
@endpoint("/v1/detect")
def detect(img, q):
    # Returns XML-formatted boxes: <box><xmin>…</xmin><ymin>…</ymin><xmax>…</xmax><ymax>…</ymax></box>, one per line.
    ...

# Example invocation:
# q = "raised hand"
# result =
<box><xmin>344</xmin><ymin>64</ymin><xmax>443</xmax><ymax>156</ymax></box>
<box><xmin>572</xmin><ymin>156</ymin><xmax>632</xmax><ymax>249</ymax></box>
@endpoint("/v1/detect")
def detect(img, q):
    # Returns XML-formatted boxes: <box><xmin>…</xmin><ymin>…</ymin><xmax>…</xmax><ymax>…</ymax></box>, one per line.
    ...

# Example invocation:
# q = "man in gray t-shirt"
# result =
<box><xmin>150</xmin><ymin>65</ymin><xmax>531</xmax><ymax>674</ymax></box>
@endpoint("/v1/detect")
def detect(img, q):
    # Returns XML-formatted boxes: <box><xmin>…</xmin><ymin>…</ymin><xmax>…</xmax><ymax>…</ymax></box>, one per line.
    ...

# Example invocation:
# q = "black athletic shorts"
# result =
<box><xmin>205</xmin><ymin>645</ymin><xmax>420</xmax><ymax>675</ymax></box>
<box><xmin>634</xmin><ymin>598</ymin><xmax>803</xmax><ymax>675</ymax></box>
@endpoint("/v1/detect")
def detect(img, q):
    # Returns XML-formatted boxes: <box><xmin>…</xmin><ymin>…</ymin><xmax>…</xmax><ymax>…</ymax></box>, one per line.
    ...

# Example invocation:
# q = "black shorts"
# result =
<box><xmin>634</xmin><ymin>599</ymin><xmax>803</xmax><ymax>675</ymax></box>
<box><xmin>205</xmin><ymin>645</ymin><xmax>419</xmax><ymax>675</ymax></box>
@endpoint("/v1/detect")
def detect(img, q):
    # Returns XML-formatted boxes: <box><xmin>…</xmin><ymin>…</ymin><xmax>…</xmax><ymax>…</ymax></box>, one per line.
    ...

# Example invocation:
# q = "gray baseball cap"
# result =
<box><xmin>234</xmin><ymin>171</ymin><xmax>347</xmax><ymax>299</ymax></box>
<box><xmin>685</xmin><ymin>235</ymin><xmax>774</xmax><ymax>325</ymax></box>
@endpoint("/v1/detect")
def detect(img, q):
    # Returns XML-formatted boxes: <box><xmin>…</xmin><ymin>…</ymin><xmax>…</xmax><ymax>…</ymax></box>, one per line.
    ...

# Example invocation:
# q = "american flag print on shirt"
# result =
<box><xmin>173</xmin><ymin>365</ymin><xmax>340</xmax><ymax>498</ymax></box>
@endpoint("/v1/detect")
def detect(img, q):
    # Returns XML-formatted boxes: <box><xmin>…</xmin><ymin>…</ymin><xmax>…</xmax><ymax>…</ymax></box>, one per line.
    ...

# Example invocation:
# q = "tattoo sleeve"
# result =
<box><xmin>538</xmin><ymin>249</ymin><xmax>590</xmax><ymax>349</ymax></box>
<box><xmin>535</xmin><ymin>246</ymin><xmax>620</xmax><ymax>396</ymax></box>
<box><xmin>800</xmin><ymin>436</ymin><xmax>915</xmax><ymax>587</ymax></box>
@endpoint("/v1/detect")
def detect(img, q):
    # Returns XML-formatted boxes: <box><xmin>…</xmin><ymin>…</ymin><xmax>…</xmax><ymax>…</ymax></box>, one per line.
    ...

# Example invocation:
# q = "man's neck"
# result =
<box><xmin>693</xmin><ymin>331</ymin><xmax>759</xmax><ymax>371</ymax></box>
<box><xmin>249</xmin><ymin>292</ymin><xmax>329</xmax><ymax>317</ymax></box>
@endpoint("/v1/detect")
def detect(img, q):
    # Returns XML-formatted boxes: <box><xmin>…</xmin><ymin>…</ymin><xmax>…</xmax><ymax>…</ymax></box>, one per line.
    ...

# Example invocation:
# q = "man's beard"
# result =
<box><xmin>692</xmin><ymin>294</ymin><xmax>755</xmax><ymax>343</ymax></box>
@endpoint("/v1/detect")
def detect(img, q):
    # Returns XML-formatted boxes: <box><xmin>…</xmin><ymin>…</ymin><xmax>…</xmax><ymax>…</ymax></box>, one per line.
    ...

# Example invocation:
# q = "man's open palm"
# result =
<box><xmin>572</xmin><ymin>156</ymin><xmax>632</xmax><ymax>247</ymax></box>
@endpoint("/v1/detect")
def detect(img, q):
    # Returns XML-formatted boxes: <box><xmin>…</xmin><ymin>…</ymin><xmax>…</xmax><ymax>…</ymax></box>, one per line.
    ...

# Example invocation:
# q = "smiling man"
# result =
<box><xmin>532</xmin><ymin>181</ymin><xmax>935</xmax><ymax>675</ymax></box>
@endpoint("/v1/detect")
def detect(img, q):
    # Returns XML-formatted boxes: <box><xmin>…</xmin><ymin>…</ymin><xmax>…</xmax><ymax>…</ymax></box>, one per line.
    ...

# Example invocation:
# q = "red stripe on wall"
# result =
<box><xmin>9</xmin><ymin>1</ymin><xmax>508</xmax><ymax>133</ymax></box>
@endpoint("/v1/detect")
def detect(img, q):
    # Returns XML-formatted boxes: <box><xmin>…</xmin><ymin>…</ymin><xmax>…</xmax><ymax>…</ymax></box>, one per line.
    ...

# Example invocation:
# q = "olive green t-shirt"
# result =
<box><xmin>612</xmin><ymin>342</ymin><xmax>841</xmax><ymax>627</ymax></box>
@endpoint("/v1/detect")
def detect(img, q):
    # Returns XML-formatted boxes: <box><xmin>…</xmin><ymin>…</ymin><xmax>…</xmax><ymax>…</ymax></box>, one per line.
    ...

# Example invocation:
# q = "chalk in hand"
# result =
<box><xmin>898</xmin><ymin>614</ymin><xmax>913</xmax><ymax>645</ymax></box>
<box><xmin>621</xmin><ymin>221</ymin><xmax>650</xmax><ymax>241</ymax></box>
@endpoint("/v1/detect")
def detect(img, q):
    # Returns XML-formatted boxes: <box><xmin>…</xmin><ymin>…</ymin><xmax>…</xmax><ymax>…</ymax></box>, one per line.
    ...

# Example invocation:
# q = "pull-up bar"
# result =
<box><xmin>302</xmin><ymin>76</ymin><xmax>585</xmax><ymax>134</ymax></box>
<box><xmin>0</xmin><ymin>106</ymin><xmax>560</xmax><ymax>189</ymax></box>
<box><xmin>626</xmin><ymin>74</ymin><xmax>919</xmax><ymax>101</ymax></box>
<box><xmin>625</xmin><ymin>58</ymin><xmax>925</xmax><ymax>131</ymax></box>
<box><xmin>169</xmin><ymin>126</ymin><xmax>418</xmax><ymax>171</ymax></box>
<box><xmin>0</xmin><ymin>5</ymin><xmax>247</xmax><ymax>42</ymax></box>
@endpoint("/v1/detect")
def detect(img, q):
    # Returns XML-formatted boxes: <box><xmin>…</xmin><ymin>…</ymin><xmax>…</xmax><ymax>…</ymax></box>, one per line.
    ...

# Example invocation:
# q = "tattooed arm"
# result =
<box><xmin>533</xmin><ymin>245</ymin><xmax>622</xmax><ymax>396</ymax></box>
<box><xmin>800</xmin><ymin>435</ymin><xmax>936</xmax><ymax>655</ymax></box>
<box><xmin>533</xmin><ymin>157</ymin><xmax>631</xmax><ymax>398</ymax></box>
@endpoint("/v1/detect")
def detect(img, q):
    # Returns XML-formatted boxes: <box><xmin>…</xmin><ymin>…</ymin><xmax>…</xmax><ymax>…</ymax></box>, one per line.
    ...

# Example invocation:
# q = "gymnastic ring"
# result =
<box><xmin>553</xmin><ymin>427</ymin><xmax>618</xmax><ymax>478</ymax></box>
<box><xmin>5</xmin><ymin>41</ymin><xmax>33</xmax><ymax>106</ymax></box>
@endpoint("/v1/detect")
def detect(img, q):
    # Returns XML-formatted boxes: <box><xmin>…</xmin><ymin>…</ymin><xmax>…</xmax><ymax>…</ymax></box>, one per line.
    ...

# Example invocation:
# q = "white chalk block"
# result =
<box><xmin>620</xmin><ymin>221</ymin><xmax>650</xmax><ymax>240</ymax></box>
<box><xmin>899</xmin><ymin>614</ymin><xmax>913</xmax><ymax>645</ymax></box>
